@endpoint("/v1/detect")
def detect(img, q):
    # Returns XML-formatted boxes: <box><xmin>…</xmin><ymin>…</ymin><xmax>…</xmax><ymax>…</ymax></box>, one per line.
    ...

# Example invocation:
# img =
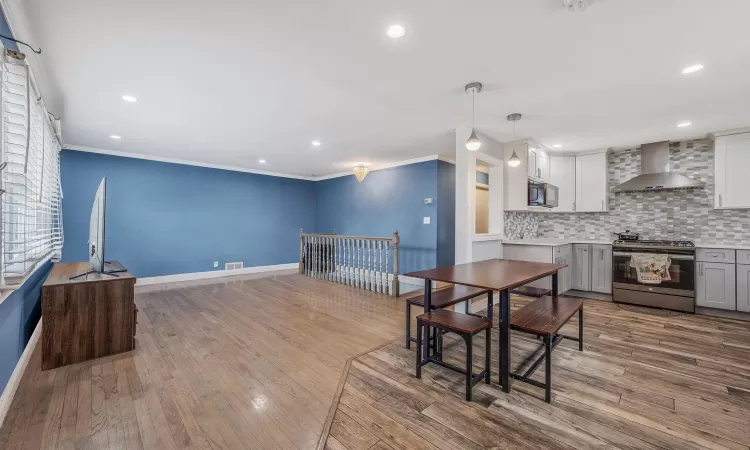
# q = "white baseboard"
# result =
<box><xmin>0</xmin><ymin>319</ymin><xmax>41</xmax><ymax>428</ymax></box>
<box><xmin>136</xmin><ymin>263</ymin><xmax>299</xmax><ymax>286</ymax></box>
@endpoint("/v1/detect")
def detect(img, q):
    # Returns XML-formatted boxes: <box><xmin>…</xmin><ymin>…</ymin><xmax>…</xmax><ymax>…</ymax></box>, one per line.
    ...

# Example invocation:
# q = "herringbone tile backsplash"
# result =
<box><xmin>505</xmin><ymin>139</ymin><xmax>750</xmax><ymax>244</ymax></box>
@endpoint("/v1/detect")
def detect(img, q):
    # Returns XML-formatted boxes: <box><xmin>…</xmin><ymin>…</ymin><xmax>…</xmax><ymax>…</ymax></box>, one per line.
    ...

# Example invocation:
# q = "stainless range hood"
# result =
<box><xmin>612</xmin><ymin>141</ymin><xmax>705</xmax><ymax>193</ymax></box>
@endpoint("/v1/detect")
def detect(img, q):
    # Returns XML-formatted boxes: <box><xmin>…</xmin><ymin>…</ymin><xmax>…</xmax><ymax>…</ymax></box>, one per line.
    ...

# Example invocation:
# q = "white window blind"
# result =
<box><xmin>1</xmin><ymin>49</ymin><xmax>63</xmax><ymax>285</ymax></box>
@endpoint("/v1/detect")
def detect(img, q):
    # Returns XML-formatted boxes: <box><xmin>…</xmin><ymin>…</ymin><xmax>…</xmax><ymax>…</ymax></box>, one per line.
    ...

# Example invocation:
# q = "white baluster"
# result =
<box><xmin>385</xmin><ymin>242</ymin><xmax>390</xmax><ymax>295</ymax></box>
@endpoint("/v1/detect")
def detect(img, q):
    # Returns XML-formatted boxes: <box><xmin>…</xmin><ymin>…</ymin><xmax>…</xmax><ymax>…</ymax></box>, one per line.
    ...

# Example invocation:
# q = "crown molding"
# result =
<box><xmin>312</xmin><ymin>155</ymin><xmax>443</xmax><ymax>181</ymax></box>
<box><xmin>65</xmin><ymin>146</ymin><xmax>455</xmax><ymax>182</ymax></box>
<box><xmin>64</xmin><ymin>146</ymin><xmax>318</xmax><ymax>181</ymax></box>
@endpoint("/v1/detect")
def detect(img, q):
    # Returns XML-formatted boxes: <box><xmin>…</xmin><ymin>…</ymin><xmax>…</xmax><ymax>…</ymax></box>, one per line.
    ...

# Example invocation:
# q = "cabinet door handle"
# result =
<box><xmin>601</xmin><ymin>200</ymin><xmax>604</xmax><ymax>211</ymax></box>
<box><xmin>699</xmin><ymin>263</ymin><xmax>703</xmax><ymax>276</ymax></box>
<box><xmin>719</xmin><ymin>194</ymin><xmax>722</xmax><ymax>207</ymax></box>
<box><xmin>600</xmin><ymin>249</ymin><xmax>604</xmax><ymax>261</ymax></box>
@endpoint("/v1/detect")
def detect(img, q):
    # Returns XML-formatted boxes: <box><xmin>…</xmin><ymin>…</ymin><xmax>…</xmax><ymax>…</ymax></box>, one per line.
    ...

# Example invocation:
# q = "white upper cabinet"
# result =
<box><xmin>527</xmin><ymin>146</ymin><xmax>549</xmax><ymax>181</ymax></box>
<box><xmin>715</xmin><ymin>132</ymin><xmax>750</xmax><ymax>209</ymax></box>
<box><xmin>575</xmin><ymin>151</ymin><xmax>609</xmax><ymax>212</ymax></box>
<box><xmin>527</xmin><ymin>146</ymin><xmax>538</xmax><ymax>179</ymax></box>
<box><xmin>549</xmin><ymin>156</ymin><xmax>576</xmax><ymax>212</ymax></box>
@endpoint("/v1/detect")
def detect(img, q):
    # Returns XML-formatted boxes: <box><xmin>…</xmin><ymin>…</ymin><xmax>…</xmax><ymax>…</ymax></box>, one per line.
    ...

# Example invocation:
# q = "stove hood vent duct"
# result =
<box><xmin>612</xmin><ymin>141</ymin><xmax>705</xmax><ymax>193</ymax></box>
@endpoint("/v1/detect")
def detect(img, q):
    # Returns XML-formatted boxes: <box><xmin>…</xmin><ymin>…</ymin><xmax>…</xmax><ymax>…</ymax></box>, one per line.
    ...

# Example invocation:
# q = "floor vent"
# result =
<box><xmin>225</xmin><ymin>262</ymin><xmax>244</xmax><ymax>271</ymax></box>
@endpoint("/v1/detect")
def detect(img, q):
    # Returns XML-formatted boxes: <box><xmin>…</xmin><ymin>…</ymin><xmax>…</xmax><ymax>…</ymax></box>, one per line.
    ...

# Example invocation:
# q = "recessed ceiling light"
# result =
<box><xmin>121</xmin><ymin>95</ymin><xmax>137</xmax><ymax>102</ymax></box>
<box><xmin>110</xmin><ymin>135</ymin><xmax>122</xmax><ymax>140</ymax></box>
<box><xmin>677</xmin><ymin>121</ymin><xmax>692</xmax><ymax>128</ymax></box>
<box><xmin>311</xmin><ymin>140</ymin><xmax>321</xmax><ymax>147</ymax></box>
<box><xmin>682</xmin><ymin>64</ymin><xmax>704</xmax><ymax>74</ymax></box>
<box><xmin>386</xmin><ymin>24</ymin><xmax>405</xmax><ymax>39</ymax></box>
<box><xmin>553</xmin><ymin>144</ymin><xmax>562</xmax><ymax>148</ymax></box>
<box><xmin>258</xmin><ymin>159</ymin><xmax>266</xmax><ymax>164</ymax></box>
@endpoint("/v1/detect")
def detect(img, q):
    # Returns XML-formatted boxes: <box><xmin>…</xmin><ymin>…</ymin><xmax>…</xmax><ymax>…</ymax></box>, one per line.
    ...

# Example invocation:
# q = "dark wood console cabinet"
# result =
<box><xmin>42</xmin><ymin>261</ymin><xmax>137</xmax><ymax>370</ymax></box>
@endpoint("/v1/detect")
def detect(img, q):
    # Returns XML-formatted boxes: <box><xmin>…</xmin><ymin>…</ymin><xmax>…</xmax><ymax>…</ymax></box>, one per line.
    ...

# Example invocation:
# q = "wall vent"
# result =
<box><xmin>225</xmin><ymin>262</ymin><xmax>244</xmax><ymax>270</ymax></box>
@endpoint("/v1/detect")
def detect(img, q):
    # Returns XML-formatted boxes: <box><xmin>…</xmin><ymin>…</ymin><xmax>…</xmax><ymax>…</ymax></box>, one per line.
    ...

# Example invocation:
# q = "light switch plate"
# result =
<box><xmin>423</xmin><ymin>217</ymin><xmax>431</xmax><ymax>224</ymax></box>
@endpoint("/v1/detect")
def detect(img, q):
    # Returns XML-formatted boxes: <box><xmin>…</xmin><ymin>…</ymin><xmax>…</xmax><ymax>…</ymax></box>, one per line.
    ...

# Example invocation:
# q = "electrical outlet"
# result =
<box><xmin>213</xmin><ymin>261</ymin><xmax>219</xmax><ymax>268</ymax></box>
<box><xmin>423</xmin><ymin>217</ymin><xmax>431</xmax><ymax>224</ymax></box>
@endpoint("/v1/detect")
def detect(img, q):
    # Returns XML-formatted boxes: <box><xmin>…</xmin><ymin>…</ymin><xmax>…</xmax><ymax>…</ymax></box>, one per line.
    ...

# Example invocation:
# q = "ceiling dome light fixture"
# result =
<box><xmin>682</xmin><ymin>64</ymin><xmax>704</xmax><ymax>75</ymax></box>
<box><xmin>311</xmin><ymin>140</ymin><xmax>321</xmax><ymax>147</ymax></box>
<box><xmin>387</xmin><ymin>24</ymin><xmax>405</xmax><ymax>39</ymax></box>
<box><xmin>121</xmin><ymin>95</ymin><xmax>137</xmax><ymax>103</ymax></box>
<box><xmin>258</xmin><ymin>159</ymin><xmax>267</xmax><ymax>164</ymax></box>
<box><xmin>464</xmin><ymin>82</ymin><xmax>482</xmax><ymax>151</ymax></box>
<box><xmin>110</xmin><ymin>135</ymin><xmax>122</xmax><ymax>140</ymax></box>
<box><xmin>353</xmin><ymin>165</ymin><xmax>370</xmax><ymax>183</ymax></box>
<box><xmin>677</xmin><ymin>121</ymin><xmax>692</xmax><ymax>128</ymax></box>
<box><xmin>507</xmin><ymin>113</ymin><xmax>522</xmax><ymax>167</ymax></box>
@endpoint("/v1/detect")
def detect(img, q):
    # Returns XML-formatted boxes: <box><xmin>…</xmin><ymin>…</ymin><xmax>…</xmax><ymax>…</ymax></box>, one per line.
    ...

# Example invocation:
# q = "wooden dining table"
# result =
<box><xmin>405</xmin><ymin>258</ymin><xmax>567</xmax><ymax>393</ymax></box>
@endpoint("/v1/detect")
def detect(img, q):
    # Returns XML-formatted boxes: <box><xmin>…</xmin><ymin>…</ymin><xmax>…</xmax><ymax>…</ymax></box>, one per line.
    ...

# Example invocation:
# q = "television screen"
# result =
<box><xmin>88</xmin><ymin>177</ymin><xmax>106</xmax><ymax>272</ymax></box>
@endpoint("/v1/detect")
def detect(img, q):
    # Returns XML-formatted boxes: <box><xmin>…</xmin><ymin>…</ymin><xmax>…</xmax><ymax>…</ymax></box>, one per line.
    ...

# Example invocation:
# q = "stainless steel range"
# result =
<box><xmin>612</xmin><ymin>239</ymin><xmax>696</xmax><ymax>313</ymax></box>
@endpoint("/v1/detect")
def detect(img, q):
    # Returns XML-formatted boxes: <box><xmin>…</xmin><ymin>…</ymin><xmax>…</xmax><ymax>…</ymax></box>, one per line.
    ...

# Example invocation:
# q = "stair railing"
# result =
<box><xmin>299</xmin><ymin>229</ymin><xmax>400</xmax><ymax>297</ymax></box>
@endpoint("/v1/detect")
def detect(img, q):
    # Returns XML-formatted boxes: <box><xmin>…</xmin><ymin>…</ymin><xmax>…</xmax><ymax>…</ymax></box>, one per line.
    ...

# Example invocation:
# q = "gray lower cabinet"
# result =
<box><xmin>572</xmin><ymin>244</ymin><xmax>591</xmax><ymax>291</ymax></box>
<box><xmin>554</xmin><ymin>245</ymin><xmax>572</xmax><ymax>294</ymax></box>
<box><xmin>696</xmin><ymin>262</ymin><xmax>736</xmax><ymax>310</ymax></box>
<box><xmin>737</xmin><ymin>264</ymin><xmax>750</xmax><ymax>312</ymax></box>
<box><xmin>590</xmin><ymin>244</ymin><xmax>613</xmax><ymax>294</ymax></box>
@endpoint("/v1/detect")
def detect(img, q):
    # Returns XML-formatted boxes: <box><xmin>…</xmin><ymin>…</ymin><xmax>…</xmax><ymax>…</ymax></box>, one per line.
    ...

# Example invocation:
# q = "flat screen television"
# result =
<box><xmin>70</xmin><ymin>177</ymin><xmax>126</xmax><ymax>279</ymax></box>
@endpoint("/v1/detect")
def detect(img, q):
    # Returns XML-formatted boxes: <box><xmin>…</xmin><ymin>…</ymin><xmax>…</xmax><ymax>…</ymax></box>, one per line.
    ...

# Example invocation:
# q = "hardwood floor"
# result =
<box><xmin>5</xmin><ymin>272</ymin><xmax>750</xmax><ymax>449</ymax></box>
<box><xmin>326</xmin><ymin>296</ymin><xmax>750</xmax><ymax>450</ymax></box>
<box><xmin>0</xmin><ymin>274</ymin><xmax>405</xmax><ymax>450</ymax></box>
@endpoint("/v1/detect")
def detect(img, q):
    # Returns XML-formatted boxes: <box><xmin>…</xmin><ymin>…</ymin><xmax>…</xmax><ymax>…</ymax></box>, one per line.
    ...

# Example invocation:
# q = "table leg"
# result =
<box><xmin>423</xmin><ymin>279</ymin><xmax>432</xmax><ymax>361</ymax></box>
<box><xmin>499</xmin><ymin>288</ymin><xmax>510</xmax><ymax>392</ymax></box>
<box><xmin>487</xmin><ymin>290</ymin><xmax>494</xmax><ymax>325</ymax></box>
<box><xmin>552</xmin><ymin>272</ymin><xmax>559</xmax><ymax>298</ymax></box>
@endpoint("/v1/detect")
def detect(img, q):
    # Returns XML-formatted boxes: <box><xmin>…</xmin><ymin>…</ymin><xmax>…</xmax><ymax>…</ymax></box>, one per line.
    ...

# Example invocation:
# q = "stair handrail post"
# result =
<box><xmin>392</xmin><ymin>230</ymin><xmax>400</xmax><ymax>297</ymax></box>
<box><xmin>299</xmin><ymin>229</ymin><xmax>305</xmax><ymax>274</ymax></box>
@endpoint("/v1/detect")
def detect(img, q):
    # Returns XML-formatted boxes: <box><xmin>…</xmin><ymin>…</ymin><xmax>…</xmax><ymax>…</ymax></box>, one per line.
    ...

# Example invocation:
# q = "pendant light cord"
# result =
<box><xmin>472</xmin><ymin>89</ymin><xmax>475</xmax><ymax>127</ymax></box>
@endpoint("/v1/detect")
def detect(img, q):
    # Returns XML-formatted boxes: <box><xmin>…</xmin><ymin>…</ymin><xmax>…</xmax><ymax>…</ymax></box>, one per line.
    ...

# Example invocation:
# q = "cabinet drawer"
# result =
<box><xmin>736</xmin><ymin>250</ymin><xmax>750</xmax><ymax>264</ymax></box>
<box><xmin>697</xmin><ymin>248</ymin><xmax>735</xmax><ymax>264</ymax></box>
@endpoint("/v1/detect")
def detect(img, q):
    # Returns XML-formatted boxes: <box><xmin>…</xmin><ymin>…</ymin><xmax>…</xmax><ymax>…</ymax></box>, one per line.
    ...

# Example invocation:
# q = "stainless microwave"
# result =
<box><xmin>528</xmin><ymin>181</ymin><xmax>559</xmax><ymax>208</ymax></box>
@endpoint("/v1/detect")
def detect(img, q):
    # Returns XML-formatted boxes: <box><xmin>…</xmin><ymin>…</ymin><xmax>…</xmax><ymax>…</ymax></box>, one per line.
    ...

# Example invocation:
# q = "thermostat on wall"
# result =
<box><xmin>424</xmin><ymin>198</ymin><xmax>433</xmax><ymax>205</ymax></box>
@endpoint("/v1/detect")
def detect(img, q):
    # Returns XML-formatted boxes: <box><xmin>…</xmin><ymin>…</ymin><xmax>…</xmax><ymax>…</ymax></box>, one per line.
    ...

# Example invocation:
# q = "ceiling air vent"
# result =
<box><xmin>225</xmin><ymin>262</ymin><xmax>244</xmax><ymax>271</ymax></box>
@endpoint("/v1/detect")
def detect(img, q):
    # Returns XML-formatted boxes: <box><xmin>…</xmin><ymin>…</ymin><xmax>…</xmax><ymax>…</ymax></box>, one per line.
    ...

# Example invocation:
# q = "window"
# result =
<box><xmin>1</xmin><ymin>49</ymin><xmax>63</xmax><ymax>285</ymax></box>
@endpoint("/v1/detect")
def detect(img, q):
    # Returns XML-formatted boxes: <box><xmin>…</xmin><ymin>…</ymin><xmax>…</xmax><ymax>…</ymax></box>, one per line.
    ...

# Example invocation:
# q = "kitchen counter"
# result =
<box><xmin>695</xmin><ymin>242</ymin><xmax>750</xmax><ymax>250</ymax></box>
<box><xmin>503</xmin><ymin>238</ymin><xmax>613</xmax><ymax>246</ymax></box>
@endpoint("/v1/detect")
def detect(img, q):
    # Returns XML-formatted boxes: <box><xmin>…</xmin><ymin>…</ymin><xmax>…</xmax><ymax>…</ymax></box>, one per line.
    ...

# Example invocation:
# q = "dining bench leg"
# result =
<box><xmin>545</xmin><ymin>335</ymin><xmax>552</xmax><ymax>403</ymax></box>
<box><xmin>405</xmin><ymin>302</ymin><xmax>412</xmax><ymax>349</ymax></box>
<box><xmin>465</xmin><ymin>334</ymin><xmax>473</xmax><ymax>402</ymax></box>
<box><xmin>416</xmin><ymin>321</ymin><xmax>423</xmax><ymax>379</ymax></box>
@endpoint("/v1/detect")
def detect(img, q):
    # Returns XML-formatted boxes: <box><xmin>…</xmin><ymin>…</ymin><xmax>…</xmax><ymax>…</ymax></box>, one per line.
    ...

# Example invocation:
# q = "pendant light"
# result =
<box><xmin>507</xmin><ymin>113</ymin><xmax>522</xmax><ymax>167</ymax></box>
<box><xmin>465</xmin><ymin>82</ymin><xmax>482</xmax><ymax>151</ymax></box>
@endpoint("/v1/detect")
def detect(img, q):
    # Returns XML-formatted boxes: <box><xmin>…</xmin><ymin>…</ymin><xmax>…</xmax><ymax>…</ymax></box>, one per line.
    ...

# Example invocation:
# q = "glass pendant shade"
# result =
<box><xmin>465</xmin><ymin>129</ymin><xmax>481</xmax><ymax>151</ymax></box>
<box><xmin>508</xmin><ymin>150</ymin><xmax>521</xmax><ymax>167</ymax></box>
<box><xmin>353</xmin><ymin>165</ymin><xmax>369</xmax><ymax>182</ymax></box>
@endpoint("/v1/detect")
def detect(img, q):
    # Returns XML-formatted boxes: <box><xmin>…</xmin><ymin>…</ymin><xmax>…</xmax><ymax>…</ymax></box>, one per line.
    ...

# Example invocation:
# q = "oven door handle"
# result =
<box><xmin>613</xmin><ymin>251</ymin><xmax>694</xmax><ymax>260</ymax></box>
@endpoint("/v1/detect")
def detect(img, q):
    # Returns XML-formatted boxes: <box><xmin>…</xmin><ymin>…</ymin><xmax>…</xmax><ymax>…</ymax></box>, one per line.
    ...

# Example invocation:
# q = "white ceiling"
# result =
<box><xmin>19</xmin><ymin>0</ymin><xmax>750</xmax><ymax>176</ymax></box>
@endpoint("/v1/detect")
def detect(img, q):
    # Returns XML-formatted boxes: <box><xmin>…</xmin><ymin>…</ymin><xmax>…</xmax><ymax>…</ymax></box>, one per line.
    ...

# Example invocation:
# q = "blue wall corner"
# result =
<box><xmin>60</xmin><ymin>150</ymin><xmax>317</xmax><ymax>278</ymax></box>
<box><xmin>315</xmin><ymin>161</ymin><xmax>439</xmax><ymax>274</ymax></box>
<box><xmin>437</xmin><ymin>161</ymin><xmax>456</xmax><ymax>267</ymax></box>
<box><xmin>0</xmin><ymin>260</ymin><xmax>51</xmax><ymax>393</ymax></box>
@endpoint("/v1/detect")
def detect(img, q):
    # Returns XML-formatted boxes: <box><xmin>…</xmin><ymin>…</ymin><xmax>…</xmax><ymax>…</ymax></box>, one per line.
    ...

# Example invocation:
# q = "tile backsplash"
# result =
<box><xmin>505</xmin><ymin>139</ymin><xmax>750</xmax><ymax>244</ymax></box>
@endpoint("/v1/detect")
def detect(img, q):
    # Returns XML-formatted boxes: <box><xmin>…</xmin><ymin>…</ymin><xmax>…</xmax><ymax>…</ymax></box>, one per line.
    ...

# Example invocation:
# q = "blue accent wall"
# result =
<box><xmin>315</xmin><ymin>161</ymin><xmax>439</xmax><ymax>274</ymax></box>
<box><xmin>60</xmin><ymin>150</ymin><xmax>317</xmax><ymax>278</ymax></box>
<box><xmin>437</xmin><ymin>161</ymin><xmax>456</xmax><ymax>267</ymax></box>
<box><xmin>0</xmin><ymin>261</ymin><xmax>51</xmax><ymax>393</ymax></box>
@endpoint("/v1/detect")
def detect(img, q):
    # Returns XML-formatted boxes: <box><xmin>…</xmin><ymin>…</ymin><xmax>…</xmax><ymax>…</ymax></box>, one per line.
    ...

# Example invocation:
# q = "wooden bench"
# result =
<box><xmin>404</xmin><ymin>285</ymin><xmax>490</xmax><ymax>349</ymax></box>
<box><xmin>416</xmin><ymin>309</ymin><xmax>492</xmax><ymax>401</ymax></box>
<box><xmin>510</xmin><ymin>286</ymin><xmax>552</xmax><ymax>298</ymax></box>
<box><xmin>510</xmin><ymin>296</ymin><xmax>584</xmax><ymax>403</ymax></box>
